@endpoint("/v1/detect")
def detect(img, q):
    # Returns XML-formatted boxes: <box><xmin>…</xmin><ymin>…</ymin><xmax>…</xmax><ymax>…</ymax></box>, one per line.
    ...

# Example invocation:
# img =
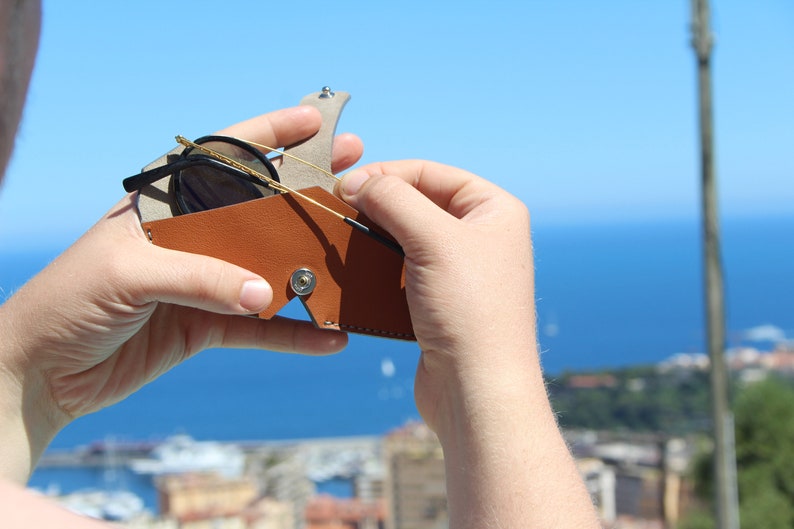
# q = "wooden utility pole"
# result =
<box><xmin>690</xmin><ymin>1</ymin><xmax>740</xmax><ymax>528</ymax></box>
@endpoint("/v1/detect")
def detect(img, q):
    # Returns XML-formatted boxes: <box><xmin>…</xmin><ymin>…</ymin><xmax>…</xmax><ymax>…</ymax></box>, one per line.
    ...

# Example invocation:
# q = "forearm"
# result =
<box><xmin>0</xmin><ymin>385</ymin><xmax>51</xmax><ymax>484</ymax></box>
<box><xmin>436</xmin><ymin>349</ymin><xmax>600</xmax><ymax>529</ymax></box>
<box><xmin>0</xmin><ymin>376</ymin><xmax>35</xmax><ymax>482</ymax></box>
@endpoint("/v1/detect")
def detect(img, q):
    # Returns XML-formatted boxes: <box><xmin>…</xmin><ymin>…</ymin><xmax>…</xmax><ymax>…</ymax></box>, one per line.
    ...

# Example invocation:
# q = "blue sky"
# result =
<box><xmin>1</xmin><ymin>0</ymin><xmax>792</xmax><ymax>248</ymax></box>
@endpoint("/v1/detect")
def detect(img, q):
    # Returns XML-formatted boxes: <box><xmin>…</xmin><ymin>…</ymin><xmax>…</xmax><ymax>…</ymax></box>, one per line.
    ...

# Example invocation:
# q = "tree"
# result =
<box><xmin>685</xmin><ymin>377</ymin><xmax>794</xmax><ymax>528</ymax></box>
<box><xmin>734</xmin><ymin>378</ymin><xmax>794</xmax><ymax>528</ymax></box>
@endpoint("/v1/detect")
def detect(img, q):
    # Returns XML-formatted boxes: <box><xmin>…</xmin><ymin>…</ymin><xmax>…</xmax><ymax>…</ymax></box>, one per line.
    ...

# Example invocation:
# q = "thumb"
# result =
<box><xmin>134</xmin><ymin>246</ymin><xmax>273</xmax><ymax>314</ymax></box>
<box><xmin>338</xmin><ymin>169</ymin><xmax>449</xmax><ymax>250</ymax></box>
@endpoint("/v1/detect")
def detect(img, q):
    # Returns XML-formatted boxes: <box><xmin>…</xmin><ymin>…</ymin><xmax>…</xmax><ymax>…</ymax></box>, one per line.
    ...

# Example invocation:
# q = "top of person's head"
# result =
<box><xmin>0</xmin><ymin>0</ymin><xmax>41</xmax><ymax>183</ymax></box>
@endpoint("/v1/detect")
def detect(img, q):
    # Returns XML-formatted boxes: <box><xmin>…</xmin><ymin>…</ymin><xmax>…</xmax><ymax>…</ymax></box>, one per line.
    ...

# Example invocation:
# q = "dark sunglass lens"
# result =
<box><xmin>188</xmin><ymin>140</ymin><xmax>266</xmax><ymax>172</ymax></box>
<box><xmin>176</xmin><ymin>163</ymin><xmax>264</xmax><ymax>214</ymax></box>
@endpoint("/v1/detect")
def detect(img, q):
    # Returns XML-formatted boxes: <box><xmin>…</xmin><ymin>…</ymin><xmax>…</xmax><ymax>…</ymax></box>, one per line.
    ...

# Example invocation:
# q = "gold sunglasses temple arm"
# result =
<box><xmin>241</xmin><ymin>139</ymin><xmax>338</xmax><ymax>181</ymax></box>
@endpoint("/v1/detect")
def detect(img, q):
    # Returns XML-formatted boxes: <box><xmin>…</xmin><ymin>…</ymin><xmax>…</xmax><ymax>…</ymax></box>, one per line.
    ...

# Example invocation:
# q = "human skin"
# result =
<box><xmin>338</xmin><ymin>164</ymin><xmax>601</xmax><ymax>528</ymax></box>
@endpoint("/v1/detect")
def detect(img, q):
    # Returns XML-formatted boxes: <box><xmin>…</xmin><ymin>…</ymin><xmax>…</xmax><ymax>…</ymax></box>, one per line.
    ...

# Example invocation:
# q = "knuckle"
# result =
<box><xmin>360</xmin><ymin>174</ymin><xmax>407</xmax><ymax>213</ymax></box>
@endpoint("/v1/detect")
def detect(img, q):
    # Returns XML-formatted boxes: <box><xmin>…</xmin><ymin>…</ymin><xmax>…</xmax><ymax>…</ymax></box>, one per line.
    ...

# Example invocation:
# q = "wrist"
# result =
<box><xmin>426</xmin><ymin>346</ymin><xmax>599</xmax><ymax>528</ymax></box>
<box><xmin>419</xmin><ymin>331</ymin><xmax>546</xmax><ymax>438</ymax></box>
<box><xmin>0</xmin><ymin>301</ymin><xmax>66</xmax><ymax>483</ymax></box>
<box><xmin>432</xmin><ymin>349</ymin><xmax>552</xmax><ymax>448</ymax></box>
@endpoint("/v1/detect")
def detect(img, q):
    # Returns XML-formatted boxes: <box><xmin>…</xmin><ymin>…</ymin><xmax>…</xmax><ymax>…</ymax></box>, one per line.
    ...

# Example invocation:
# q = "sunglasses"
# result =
<box><xmin>123</xmin><ymin>135</ymin><xmax>403</xmax><ymax>255</ymax></box>
<box><xmin>122</xmin><ymin>135</ymin><xmax>280</xmax><ymax>215</ymax></box>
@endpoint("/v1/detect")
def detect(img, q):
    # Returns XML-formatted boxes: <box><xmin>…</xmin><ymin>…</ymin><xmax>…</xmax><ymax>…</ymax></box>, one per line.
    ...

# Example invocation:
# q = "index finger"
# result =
<box><xmin>344</xmin><ymin>160</ymin><xmax>506</xmax><ymax>220</ymax></box>
<box><xmin>217</xmin><ymin>106</ymin><xmax>364</xmax><ymax>173</ymax></box>
<box><xmin>215</xmin><ymin>105</ymin><xmax>322</xmax><ymax>148</ymax></box>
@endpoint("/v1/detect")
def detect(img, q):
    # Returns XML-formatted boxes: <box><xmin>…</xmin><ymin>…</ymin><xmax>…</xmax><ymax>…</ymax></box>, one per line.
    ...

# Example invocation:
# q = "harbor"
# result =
<box><xmin>37</xmin><ymin>434</ymin><xmax>382</xmax><ymax>473</ymax></box>
<box><xmin>31</xmin><ymin>434</ymin><xmax>383</xmax><ymax>511</ymax></box>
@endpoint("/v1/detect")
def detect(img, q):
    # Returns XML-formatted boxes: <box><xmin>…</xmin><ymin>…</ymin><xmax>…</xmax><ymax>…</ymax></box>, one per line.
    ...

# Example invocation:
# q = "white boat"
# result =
<box><xmin>128</xmin><ymin>435</ymin><xmax>245</xmax><ymax>477</ymax></box>
<box><xmin>58</xmin><ymin>490</ymin><xmax>145</xmax><ymax>522</ymax></box>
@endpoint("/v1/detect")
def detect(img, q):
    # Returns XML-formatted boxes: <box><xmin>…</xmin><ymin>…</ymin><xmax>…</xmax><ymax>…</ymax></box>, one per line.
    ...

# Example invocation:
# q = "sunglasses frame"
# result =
<box><xmin>122</xmin><ymin>135</ymin><xmax>280</xmax><ymax>215</ymax></box>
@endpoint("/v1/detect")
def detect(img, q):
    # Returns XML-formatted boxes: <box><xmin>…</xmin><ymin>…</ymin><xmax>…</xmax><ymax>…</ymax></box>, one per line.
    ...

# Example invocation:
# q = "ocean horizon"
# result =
<box><xmin>1</xmin><ymin>215</ymin><xmax>792</xmax><ymax>451</ymax></box>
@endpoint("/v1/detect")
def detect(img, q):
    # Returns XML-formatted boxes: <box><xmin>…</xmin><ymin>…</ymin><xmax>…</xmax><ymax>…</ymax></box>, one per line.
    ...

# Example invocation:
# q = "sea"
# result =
<box><xmin>1</xmin><ymin>215</ymin><xmax>792</xmax><ymax>509</ymax></box>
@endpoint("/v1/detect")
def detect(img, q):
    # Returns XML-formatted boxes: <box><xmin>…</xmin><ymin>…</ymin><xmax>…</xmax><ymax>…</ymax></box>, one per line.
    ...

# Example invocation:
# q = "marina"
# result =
<box><xmin>38</xmin><ymin>434</ymin><xmax>382</xmax><ymax>471</ymax></box>
<box><xmin>32</xmin><ymin>434</ymin><xmax>382</xmax><ymax>518</ymax></box>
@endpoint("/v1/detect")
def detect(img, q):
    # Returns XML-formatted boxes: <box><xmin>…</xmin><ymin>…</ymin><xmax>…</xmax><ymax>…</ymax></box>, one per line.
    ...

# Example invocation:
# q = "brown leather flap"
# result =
<box><xmin>141</xmin><ymin>186</ymin><xmax>415</xmax><ymax>340</ymax></box>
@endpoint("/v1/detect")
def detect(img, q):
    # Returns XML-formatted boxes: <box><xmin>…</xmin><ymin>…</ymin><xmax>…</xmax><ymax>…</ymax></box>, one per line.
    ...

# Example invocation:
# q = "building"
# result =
<box><xmin>247</xmin><ymin>446</ymin><xmax>315</xmax><ymax>529</ymax></box>
<box><xmin>568</xmin><ymin>432</ymin><xmax>698</xmax><ymax>528</ymax></box>
<box><xmin>382</xmin><ymin>423</ymin><xmax>447</xmax><ymax>529</ymax></box>
<box><xmin>579</xmin><ymin>458</ymin><xmax>617</xmax><ymax>524</ymax></box>
<box><xmin>156</xmin><ymin>472</ymin><xmax>294</xmax><ymax>529</ymax></box>
<box><xmin>305</xmin><ymin>495</ymin><xmax>385</xmax><ymax>529</ymax></box>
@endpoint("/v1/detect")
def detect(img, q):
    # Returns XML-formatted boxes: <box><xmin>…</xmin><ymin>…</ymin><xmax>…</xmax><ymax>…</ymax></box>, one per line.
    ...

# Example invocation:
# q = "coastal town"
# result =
<box><xmin>29</xmin><ymin>340</ymin><xmax>794</xmax><ymax>529</ymax></box>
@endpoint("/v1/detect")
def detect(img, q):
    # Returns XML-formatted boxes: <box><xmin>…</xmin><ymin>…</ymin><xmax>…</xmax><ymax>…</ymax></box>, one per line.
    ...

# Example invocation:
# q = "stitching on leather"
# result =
<box><xmin>324</xmin><ymin>321</ymin><xmax>415</xmax><ymax>339</ymax></box>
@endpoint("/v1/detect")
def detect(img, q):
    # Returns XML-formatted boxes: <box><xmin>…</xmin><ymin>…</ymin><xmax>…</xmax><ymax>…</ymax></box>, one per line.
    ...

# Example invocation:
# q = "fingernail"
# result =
<box><xmin>239</xmin><ymin>279</ymin><xmax>272</xmax><ymax>312</ymax></box>
<box><xmin>340</xmin><ymin>169</ymin><xmax>370</xmax><ymax>197</ymax></box>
